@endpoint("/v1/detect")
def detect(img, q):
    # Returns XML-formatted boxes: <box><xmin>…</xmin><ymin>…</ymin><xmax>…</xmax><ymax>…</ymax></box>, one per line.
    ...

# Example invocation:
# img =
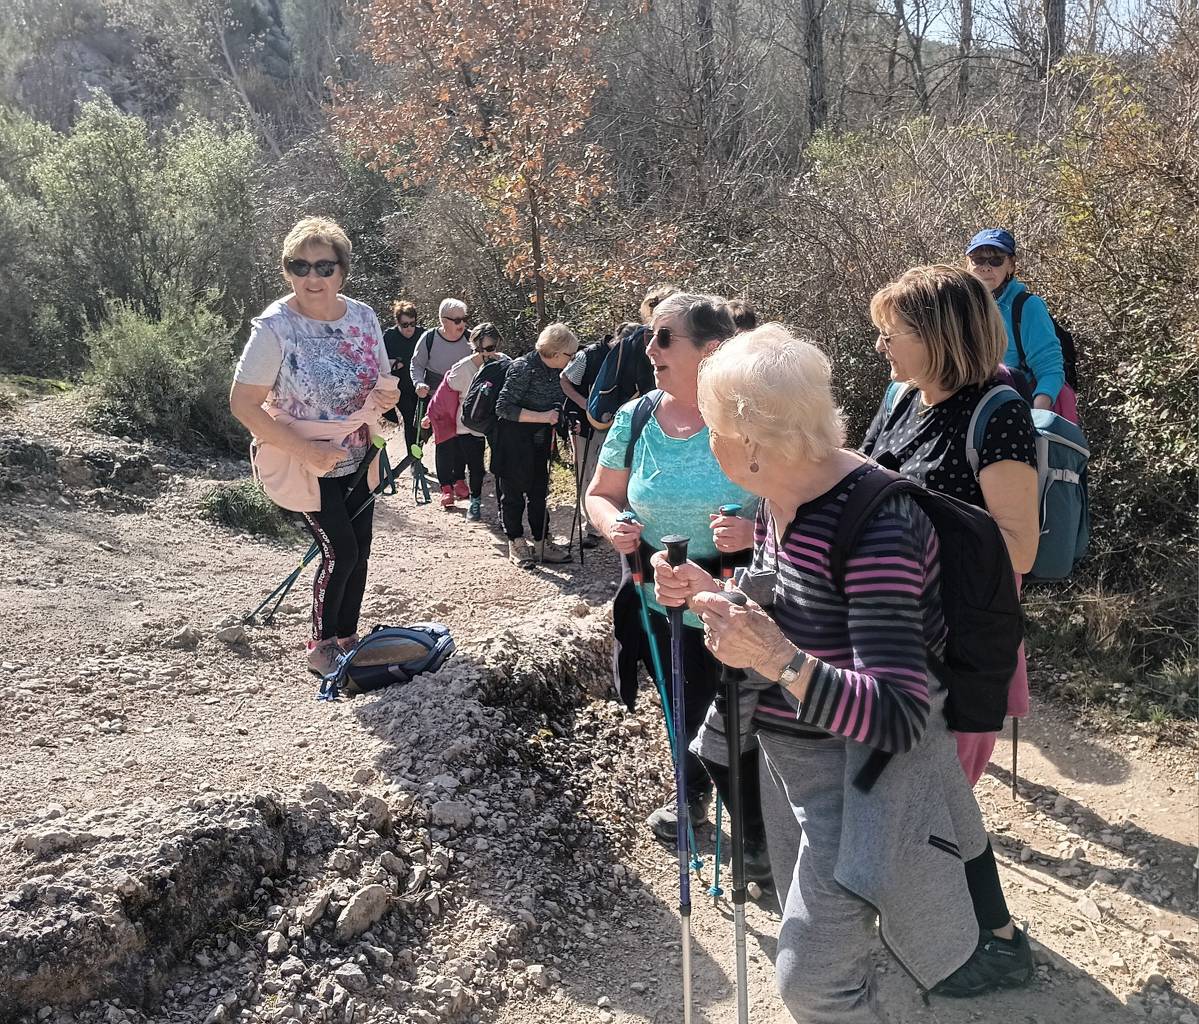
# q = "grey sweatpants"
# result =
<box><xmin>572</xmin><ymin>432</ymin><xmax>602</xmax><ymax>535</ymax></box>
<box><xmin>759</xmin><ymin>733</ymin><xmax>888</xmax><ymax>1024</ymax></box>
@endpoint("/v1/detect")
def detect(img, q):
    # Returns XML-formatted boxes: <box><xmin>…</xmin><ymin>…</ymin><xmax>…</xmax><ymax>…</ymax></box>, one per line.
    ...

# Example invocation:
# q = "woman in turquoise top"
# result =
<box><xmin>586</xmin><ymin>293</ymin><xmax>767</xmax><ymax>870</ymax></box>
<box><xmin>964</xmin><ymin>227</ymin><xmax>1078</xmax><ymax>421</ymax></box>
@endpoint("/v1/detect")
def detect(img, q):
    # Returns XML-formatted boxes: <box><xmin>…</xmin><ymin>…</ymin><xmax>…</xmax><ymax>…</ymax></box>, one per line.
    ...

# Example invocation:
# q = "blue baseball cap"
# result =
<box><xmin>966</xmin><ymin>228</ymin><xmax>1016</xmax><ymax>255</ymax></box>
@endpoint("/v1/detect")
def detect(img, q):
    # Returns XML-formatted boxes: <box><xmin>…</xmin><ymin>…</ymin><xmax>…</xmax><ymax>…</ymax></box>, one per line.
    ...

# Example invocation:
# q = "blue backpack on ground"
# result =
<box><xmin>965</xmin><ymin>386</ymin><xmax>1090</xmax><ymax>580</ymax></box>
<box><xmin>587</xmin><ymin>326</ymin><xmax>653</xmax><ymax>431</ymax></box>
<box><xmin>318</xmin><ymin>623</ymin><xmax>455</xmax><ymax>701</ymax></box>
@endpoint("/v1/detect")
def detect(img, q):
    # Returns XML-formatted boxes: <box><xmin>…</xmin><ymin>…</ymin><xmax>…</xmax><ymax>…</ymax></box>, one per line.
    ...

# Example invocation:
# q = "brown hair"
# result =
<box><xmin>869</xmin><ymin>265</ymin><xmax>1007</xmax><ymax>392</ymax></box>
<box><xmin>726</xmin><ymin>298</ymin><xmax>758</xmax><ymax>333</ymax></box>
<box><xmin>392</xmin><ymin>299</ymin><xmax>417</xmax><ymax>323</ymax></box>
<box><xmin>281</xmin><ymin>217</ymin><xmax>352</xmax><ymax>275</ymax></box>
<box><xmin>640</xmin><ymin>283</ymin><xmax>679</xmax><ymax>322</ymax></box>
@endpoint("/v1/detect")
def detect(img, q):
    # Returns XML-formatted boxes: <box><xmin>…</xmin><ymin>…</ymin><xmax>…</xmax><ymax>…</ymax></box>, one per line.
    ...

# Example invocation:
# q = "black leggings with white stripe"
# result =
<box><xmin>301</xmin><ymin>468</ymin><xmax>374</xmax><ymax>643</ymax></box>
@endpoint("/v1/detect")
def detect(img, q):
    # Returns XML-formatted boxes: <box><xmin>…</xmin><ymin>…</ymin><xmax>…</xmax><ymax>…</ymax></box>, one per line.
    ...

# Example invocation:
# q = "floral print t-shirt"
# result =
<box><xmin>235</xmin><ymin>296</ymin><xmax>389</xmax><ymax>477</ymax></box>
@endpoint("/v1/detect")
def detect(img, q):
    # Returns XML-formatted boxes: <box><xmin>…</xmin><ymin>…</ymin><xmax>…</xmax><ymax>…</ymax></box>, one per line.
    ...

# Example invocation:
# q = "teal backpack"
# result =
<box><xmin>882</xmin><ymin>382</ymin><xmax>1090</xmax><ymax>580</ymax></box>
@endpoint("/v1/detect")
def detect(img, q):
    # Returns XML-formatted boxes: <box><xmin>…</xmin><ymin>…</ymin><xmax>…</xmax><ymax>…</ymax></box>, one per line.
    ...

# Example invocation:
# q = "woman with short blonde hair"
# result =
<box><xmin>491</xmin><ymin>323</ymin><xmax>580</xmax><ymax>565</ymax></box>
<box><xmin>280</xmin><ymin>217</ymin><xmax>352</xmax><ymax>275</ymax></box>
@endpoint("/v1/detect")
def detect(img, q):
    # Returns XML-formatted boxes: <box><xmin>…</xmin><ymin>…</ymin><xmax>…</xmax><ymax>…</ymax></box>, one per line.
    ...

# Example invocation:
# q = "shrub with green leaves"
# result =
<box><xmin>85</xmin><ymin>294</ymin><xmax>243</xmax><ymax>450</ymax></box>
<box><xmin>200</xmin><ymin>479</ymin><xmax>300</xmax><ymax>540</ymax></box>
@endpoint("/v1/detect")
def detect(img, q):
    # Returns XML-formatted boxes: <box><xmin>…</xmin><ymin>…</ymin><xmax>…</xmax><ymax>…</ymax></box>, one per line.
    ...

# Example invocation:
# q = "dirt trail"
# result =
<box><xmin>0</xmin><ymin>393</ymin><xmax>1195</xmax><ymax>1024</ymax></box>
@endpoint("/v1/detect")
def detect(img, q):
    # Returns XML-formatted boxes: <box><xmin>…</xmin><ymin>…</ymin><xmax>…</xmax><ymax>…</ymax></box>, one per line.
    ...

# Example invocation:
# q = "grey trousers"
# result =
<box><xmin>572</xmin><ymin>432</ymin><xmax>602</xmax><ymax>535</ymax></box>
<box><xmin>759</xmin><ymin>734</ymin><xmax>888</xmax><ymax>1024</ymax></box>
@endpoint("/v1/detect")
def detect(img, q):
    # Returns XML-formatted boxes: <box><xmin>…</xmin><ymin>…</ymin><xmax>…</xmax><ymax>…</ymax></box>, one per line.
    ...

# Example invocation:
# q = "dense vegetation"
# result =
<box><xmin>0</xmin><ymin>0</ymin><xmax>1194</xmax><ymax>712</ymax></box>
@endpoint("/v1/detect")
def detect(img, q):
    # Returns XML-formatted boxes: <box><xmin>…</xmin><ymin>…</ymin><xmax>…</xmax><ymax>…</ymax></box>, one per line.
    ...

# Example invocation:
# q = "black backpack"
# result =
<box><xmin>1013</xmin><ymin>291</ymin><xmax>1079</xmax><ymax>391</ymax></box>
<box><xmin>622</xmin><ymin>389</ymin><xmax>664</xmax><ymax>467</ymax></box>
<box><xmin>460</xmin><ymin>355</ymin><xmax>512</xmax><ymax>436</ymax></box>
<box><xmin>586</xmin><ymin>326</ymin><xmax>655</xmax><ymax>430</ymax></box>
<box><xmin>830</xmin><ymin>464</ymin><xmax>1023</xmax><ymax>792</ymax></box>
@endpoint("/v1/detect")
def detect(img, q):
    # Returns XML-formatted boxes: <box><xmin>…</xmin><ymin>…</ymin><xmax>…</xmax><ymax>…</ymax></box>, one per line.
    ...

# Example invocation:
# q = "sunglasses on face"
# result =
<box><xmin>442</xmin><ymin>316</ymin><xmax>467</xmax><ymax>325</ymax></box>
<box><xmin>969</xmin><ymin>254</ymin><xmax>1008</xmax><ymax>268</ymax></box>
<box><xmin>398</xmin><ymin>319</ymin><xmax>416</xmax><ymax>328</ymax></box>
<box><xmin>285</xmin><ymin>258</ymin><xmax>339</xmax><ymax>278</ymax></box>
<box><xmin>649</xmin><ymin>326</ymin><xmax>689</xmax><ymax>349</ymax></box>
<box><xmin>479</xmin><ymin>343</ymin><xmax>498</xmax><ymax>352</ymax></box>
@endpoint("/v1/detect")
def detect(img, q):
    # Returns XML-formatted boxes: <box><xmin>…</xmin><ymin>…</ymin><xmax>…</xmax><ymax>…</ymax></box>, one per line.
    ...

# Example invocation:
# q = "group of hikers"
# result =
<box><xmin>230</xmin><ymin>216</ymin><xmax>1085</xmax><ymax>1022</ymax></box>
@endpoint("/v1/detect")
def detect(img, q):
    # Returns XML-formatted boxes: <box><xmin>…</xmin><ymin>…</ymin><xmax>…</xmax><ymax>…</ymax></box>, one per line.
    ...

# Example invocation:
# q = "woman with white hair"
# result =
<box><xmin>412</xmin><ymin>297</ymin><xmax>471</xmax><ymax>508</ymax></box>
<box><xmin>492</xmin><ymin>322</ymin><xmax>579</xmax><ymax>565</ymax></box>
<box><xmin>653</xmin><ymin>324</ymin><xmax>991</xmax><ymax>1022</ymax></box>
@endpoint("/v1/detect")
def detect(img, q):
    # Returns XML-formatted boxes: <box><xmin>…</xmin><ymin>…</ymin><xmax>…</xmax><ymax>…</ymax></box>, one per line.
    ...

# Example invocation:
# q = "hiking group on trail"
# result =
<box><xmin>230</xmin><ymin>215</ymin><xmax>1090</xmax><ymax>1023</ymax></box>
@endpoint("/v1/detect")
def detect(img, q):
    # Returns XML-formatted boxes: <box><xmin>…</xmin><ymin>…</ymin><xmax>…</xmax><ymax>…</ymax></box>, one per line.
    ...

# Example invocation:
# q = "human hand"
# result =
<box><xmin>608</xmin><ymin>515</ymin><xmax>643</xmax><ymax>555</ymax></box>
<box><xmin>369</xmin><ymin>385</ymin><xmax>399</xmax><ymax>414</ymax></box>
<box><xmin>421</xmin><ymin>415</ymin><xmax>431</xmax><ymax>430</ymax></box>
<box><xmin>649</xmin><ymin>553</ymin><xmax>720</xmax><ymax>609</ymax></box>
<box><xmin>301</xmin><ymin>440</ymin><xmax>345</xmax><ymax>475</ymax></box>
<box><xmin>710</xmin><ymin>511</ymin><xmax>754</xmax><ymax>553</ymax></box>
<box><xmin>416</xmin><ymin>384</ymin><xmax>430</xmax><ymax>399</ymax></box>
<box><xmin>542</xmin><ymin>409</ymin><xmax>560</xmax><ymax>426</ymax></box>
<box><xmin>696</xmin><ymin>593</ymin><xmax>796</xmax><ymax>676</ymax></box>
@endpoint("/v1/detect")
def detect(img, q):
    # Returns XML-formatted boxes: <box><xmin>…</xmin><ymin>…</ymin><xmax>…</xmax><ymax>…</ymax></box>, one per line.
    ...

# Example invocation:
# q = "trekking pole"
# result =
<box><xmin>410</xmin><ymin>397</ymin><xmax>432</xmax><ymax>505</ymax></box>
<box><xmin>576</xmin><ymin>431</ymin><xmax>594</xmax><ymax>566</ymax></box>
<box><xmin>722</xmin><ymin>589</ymin><xmax>751</xmax><ymax>1024</ymax></box>
<box><xmin>1011</xmin><ymin>717</ymin><xmax>1019</xmax><ymax>800</ymax></box>
<box><xmin>567</xmin><ymin>425</ymin><xmax>584</xmax><ymax>564</ymax></box>
<box><xmin>709</xmin><ymin>503</ymin><xmax>744</xmax><ymax>902</ymax></box>
<box><xmin>661</xmin><ymin>532</ymin><xmax>694</xmax><ymax>1024</ymax></box>
<box><xmin>619</xmin><ymin>513</ymin><xmax>702</xmax><ymax>872</ymax></box>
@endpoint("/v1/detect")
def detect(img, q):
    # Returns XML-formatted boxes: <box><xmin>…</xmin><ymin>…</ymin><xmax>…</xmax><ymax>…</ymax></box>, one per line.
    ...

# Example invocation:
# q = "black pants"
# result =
<box><xmin>434</xmin><ymin>434</ymin><xmax>486</xmax><ymax>496</ymax></box>
<box><xmin>301</xmin><ymin>467</ymin><xmax>374</xmax><ymax>643</ymax></box>
<box><xmin>498</xmin><ymin>427</ymin><xmax>552</xmax><ymax>541</ymax></box>
<box><xmin>384</xmin><ymin>391</ymin><xmax>419</xmax><ymax>454</ymax></box>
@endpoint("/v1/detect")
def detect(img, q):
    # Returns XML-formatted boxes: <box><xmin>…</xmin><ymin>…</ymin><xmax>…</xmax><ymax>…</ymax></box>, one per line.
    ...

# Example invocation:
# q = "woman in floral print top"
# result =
<box><xmin>231</xmin><ymin>217</ymin><xmax>397</xmax><ymax>678</ymax></box>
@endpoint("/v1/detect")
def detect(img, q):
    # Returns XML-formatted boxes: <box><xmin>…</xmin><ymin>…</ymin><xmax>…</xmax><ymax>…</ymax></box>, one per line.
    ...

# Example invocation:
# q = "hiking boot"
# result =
<box><xmin>581</xmin><ymin>530</ymin><xmax>601</xmax><ymax>549</ymax></box>
<box><xmin>467</xmin><ymin>497</ymin><xmax>482</xmax><ymax>521</ymax></box>
<box><xmin>743</xmin><ymin>840</ymin><xmax>775</xmax><ymax>891</ymax></box>
<box><xmin>336</xmin><ymin>634</ymin><xmax>360</xmax><ymax>652</ymax></box>
<box><xmin>647</xmin><ymin>792</ymin><xmax>711</xmax><ymax>844</ymax></box>
<box><xmin>453</xmin><ymin>479</ymin><xmax>470</xmax><ymax>500</ymax></box>
<box><xmin>440</xmin><ymin>486</ymin><xmax>455</xmax><ymax>510</ymax></box>
<box><xmin>536</xmin><ymin>538</ymin><xmax>572</xmax><ymax>563</ymax></box>
<box><xmin>306</xmin><ymin>638</ymin><xmax>343</xmax><ymax>678</ymax></box>
<box><xmin>508</xmin><ymin>538</ymin><xmax>535</xmax><ymax>567</ymax></box>
<box><xmin>932</xmin><ymin>926</ymin><xmax>1034</xmax><ymax>998</ymax></box>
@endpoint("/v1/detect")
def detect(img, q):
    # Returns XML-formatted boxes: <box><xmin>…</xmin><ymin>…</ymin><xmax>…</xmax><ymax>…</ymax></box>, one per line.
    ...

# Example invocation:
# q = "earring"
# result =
<box><xmin>749</xmin><ymin>458</ymin><xmax>759</xmax><ymax>473</ymax></box>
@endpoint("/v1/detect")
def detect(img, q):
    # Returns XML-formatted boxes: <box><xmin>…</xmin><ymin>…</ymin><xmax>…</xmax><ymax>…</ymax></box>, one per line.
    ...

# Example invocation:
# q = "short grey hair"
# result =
<box><xmin>651</xmin><ymin>292</ymin><xmax>736</xmax><ymax>347</ymax></box>
<box><xmin>439</xmin><ymin>297</ymin><xmax>467</xmax><ymax>319</ymax></box>
<box><xmin>535</xmin><ymin>322</ymin><xmax>580</xmax><ymax>357</ymax></box>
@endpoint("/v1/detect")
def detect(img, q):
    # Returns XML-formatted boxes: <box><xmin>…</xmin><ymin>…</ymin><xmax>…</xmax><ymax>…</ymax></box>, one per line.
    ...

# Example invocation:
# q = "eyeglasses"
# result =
<box><xmin>398</xmin><ymin>319</ymin><xmax>416</xmax><ymax>328</ymax></box>
<box><xmin>479</xmin><ymin>343</ymin><xmax>497</xmax><ymax>352</ymax></box>
<box><xmin>649</xmin><ymin>326</ymin><xmax>690</xmax><ymax>349</ymax></box>
<box><xmin>968</xmin><ymin>254</ymin><xmax>1008</xmax><ymax>268</ymax></box>
<box><xmin>442</xmin><ymin>316</ymin><xmax>467</xmax><ymax>325</ymax></box>
<box><xmin>877</xmin><ymin>330</ymin><xmax>918</xmax><ymax>348</ymax></box>
<box><xmin>285</xmin><ymin>258</ymin><xmax>339</xmax><ymax>278</ymax></box>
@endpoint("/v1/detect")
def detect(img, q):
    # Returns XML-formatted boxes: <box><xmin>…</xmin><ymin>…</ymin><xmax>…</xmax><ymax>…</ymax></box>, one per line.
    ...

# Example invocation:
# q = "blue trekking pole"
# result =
<box><xmin>708</xmin><ymin>502</ymin><xmax>744</xmax><ymax>902</ymax></box>
<box><xmin>662</xmin><ymin>532</ymin><xmax>695</xmax><ymax>1024</ymax></box>
<box><xmin>618</xmin><ymin>512</ymin><xmax>702</xmax><ymax>872</ymax></box>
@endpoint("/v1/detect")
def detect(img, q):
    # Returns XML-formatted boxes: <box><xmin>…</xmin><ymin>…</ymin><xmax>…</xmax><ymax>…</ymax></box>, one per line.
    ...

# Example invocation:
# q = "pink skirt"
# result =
<box><xmin>954</xmin><ymin>575</ymin><xmax>1028</xmax><ymax>785</ymax></box>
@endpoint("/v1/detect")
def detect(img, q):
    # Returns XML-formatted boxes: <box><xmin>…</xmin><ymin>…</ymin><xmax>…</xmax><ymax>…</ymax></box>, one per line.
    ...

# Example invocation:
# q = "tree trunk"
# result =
<box><xmin>802</xmin><ymin>0</ymin><xmax>827</xmax><ymax>133</ymax></box>
<box><xmin>1043</xmin><ymin>0</ymin><xmax>1066</xmax><ymax>75</ymax></box>
<box><xmin>884</xmin><ymin>0</ymin><xmax>903</xmax><ymax>111</ymax></box>
<box><xmin>695</xmin><ymin>0</ymin><xmax>717</xmax><ymax>170</ymax></box>
<box><xmin>957</xmin><ymin>0</ymin><xmax>973</xmax><ymax>111</ymax></box>
<box><xmin>526</xmin><ymin>181</ymin><xmax>548</xmax><ymax>328</ymax></box>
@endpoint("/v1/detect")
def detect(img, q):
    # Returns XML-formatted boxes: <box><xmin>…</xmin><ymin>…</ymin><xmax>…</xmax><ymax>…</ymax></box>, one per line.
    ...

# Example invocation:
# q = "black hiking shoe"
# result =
<box><xmin>932</xmin><ymin>926</ymin><xmax>1034</xmax><ymax>998</ymax></box>
<box><xmin>647</xmin><ymin>792</ymin><xmax>710</xmax><ymax>844</ymax></box>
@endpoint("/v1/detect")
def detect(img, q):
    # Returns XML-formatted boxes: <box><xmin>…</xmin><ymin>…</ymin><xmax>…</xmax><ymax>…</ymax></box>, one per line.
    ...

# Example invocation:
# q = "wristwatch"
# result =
<box><xmin>776</xmin><ymin>649</ymin><xmax>809</xmax><ymax>688</ymax></box>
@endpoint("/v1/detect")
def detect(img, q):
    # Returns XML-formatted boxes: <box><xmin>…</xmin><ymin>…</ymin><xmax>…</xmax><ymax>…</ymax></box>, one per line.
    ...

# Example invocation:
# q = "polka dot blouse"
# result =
<box><xmin>861</xmin><ymin>381</ymin><xmax>1038</xmax><ymax>509</ymax></box>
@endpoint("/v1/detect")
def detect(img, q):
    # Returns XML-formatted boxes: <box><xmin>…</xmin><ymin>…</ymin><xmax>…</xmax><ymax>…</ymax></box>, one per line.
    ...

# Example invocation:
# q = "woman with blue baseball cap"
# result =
<box><xmin>964</xmin><ymin>228</ymin><xmax>1078</xmax><ymax>423</ymax></box>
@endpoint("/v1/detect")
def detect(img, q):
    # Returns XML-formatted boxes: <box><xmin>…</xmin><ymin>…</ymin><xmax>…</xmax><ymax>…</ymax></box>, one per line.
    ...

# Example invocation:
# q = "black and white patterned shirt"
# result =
<box><xmin>861</xmin><ymin>380</ymin><xmax>1038</xmax><ymax>508</ymax></box>
<box><xmin>496</xmin><ymin>351</ymin><xmax>566</xmax><ymax>419</ymax></box>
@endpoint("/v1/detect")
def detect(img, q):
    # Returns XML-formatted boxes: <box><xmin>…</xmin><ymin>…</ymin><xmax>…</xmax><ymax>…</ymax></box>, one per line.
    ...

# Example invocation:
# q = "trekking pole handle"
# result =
<box><xmin>662</xmin><ymin>534</ymin><xmax>690</xmax><ymax>568</ymax></box>
<box><xmin>617</xmin><ymin>511</ymin><xmax>645</xmax><ymax>583</ymax></box>
<box><xmin>716</xmin><ymin>503</ymin><xmax>743</xmax><ymax>580</ymax></box>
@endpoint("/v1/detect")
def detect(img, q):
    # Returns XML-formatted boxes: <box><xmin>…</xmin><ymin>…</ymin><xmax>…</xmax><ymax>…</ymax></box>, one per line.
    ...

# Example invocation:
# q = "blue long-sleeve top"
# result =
<box><xmin>995</xmin><ymin>278</ymin><xmax>1064</xmax><ymax>402</ymax></box>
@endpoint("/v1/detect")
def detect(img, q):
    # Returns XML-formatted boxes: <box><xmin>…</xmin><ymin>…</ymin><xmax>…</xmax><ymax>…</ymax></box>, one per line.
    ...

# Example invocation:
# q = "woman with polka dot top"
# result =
<box><xmin>861</xmin><ymin>264</ymin><xmax>1038</xmax><ymax>986</ymax></box>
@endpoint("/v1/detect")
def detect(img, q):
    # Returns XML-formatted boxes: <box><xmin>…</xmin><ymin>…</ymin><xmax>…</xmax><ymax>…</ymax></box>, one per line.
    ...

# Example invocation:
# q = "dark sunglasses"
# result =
<box><xmin>285</xmin><ymin>258</ymin><xmax>339</xmax><ymax>278</ymax></box>
<box><xmin>649</xmin><ymin>326</ymin><xmax>690</xmax><ymax>349</ymax></box>
<box><xmin>398</xmin><ymin>319</ymin><xmax>416</xmax><ymax>328</ymax></box>
<box><xmin>968</xmin><ymin>254</ymin><xmax>1008</xmax><ymax>268</ymax></box>
<box><xmin>480</xmin><ymin>344</ymin><xmax>498</xmax><ymax>352</ymax></box>
<box><xmin>442</xmin><ymin>315</ymin><xmax>467</xmax><ymax>325</ymax></box>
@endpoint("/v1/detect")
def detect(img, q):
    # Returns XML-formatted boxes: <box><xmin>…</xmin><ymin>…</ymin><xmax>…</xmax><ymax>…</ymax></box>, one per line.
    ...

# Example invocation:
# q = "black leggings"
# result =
<box><xmin>966</xmin><ymin>841</ymin><xmax>1012</xmax><ymax>931</ymax></box>
<box><xmin>435</xmin><ymin>434</ymin><xmax>486</xmax><ymax>496</ymax></box>
<box><xmin>301</xmin><ymin>468</ymin><xmax>374</xmax><ymax>643</ymax></box>
<box><xmin>500</xmin><ymin>454</ymin><xmax>550</xmax><ymax>540</ymax></box>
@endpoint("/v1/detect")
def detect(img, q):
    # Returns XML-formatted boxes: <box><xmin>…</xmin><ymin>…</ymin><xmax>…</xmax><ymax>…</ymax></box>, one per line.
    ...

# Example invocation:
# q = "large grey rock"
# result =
<box><xmin>430</xmin><ymin>801</ymin><xmax>472</xmax><ymax>829</ymax></box>
<box><xmin>334</xmin><ymin>885</ymin><xmax>388</xmax><ymax>942</ymax></box>
<box><xmin>332</xmin><ymin>963</ymin><xmax>368</xmax><ymax>993</ymax></box>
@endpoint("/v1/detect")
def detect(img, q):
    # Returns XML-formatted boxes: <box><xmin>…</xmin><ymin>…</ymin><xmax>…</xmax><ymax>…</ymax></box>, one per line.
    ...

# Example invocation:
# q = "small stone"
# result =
<box><xmin>298</xmin><ymin>888</ymin><xmax>332</xmax><ymax>930</ymax></box>
<box><xmin>1019</xmin><ymin>846</ymin><xmax>1034</xmax><ymax>863</ymax></box>
<box><xmin>214</xmin><ymin>625</ymin><xmax>247</xmax><ymax>645</ymax></box>
<box><xmin>279</xmin><ymin>955</ymin><xmax>306</xmax><ymax>977</ymax></box>
<box><xmin>1076</xmin><ymin>896</ymin><xmax>1102</xmax><ymax>922</ymax></box>
<box><xmin>431</xmin><ymin>800</ymin><xmax>473</xmax><ymax>829</ymax></box>
<box><xmin>527</xmin><ymin>964</ymin><xmax>550</xmax><ymax>990</ymax></box>
<box><xmin>168</xmin><ymin>626</ymin><xmax>202</xmax><ymax>649</ymax></box>
<box><xmin>333</xmin><ymin>963</ymin><xmax>368</xmax><ymax>993</ymax></box>
<box><xmin>1053</xmin><ymin>795</ymin><xmax>1070</xmax><ymax>815</ymax></box>
<box><xmin>598</xmin><ymin>1013</ymin><xmax>614</xmax><ymax>1024</ymax></box>
<box><xmin>747</xmin><ymin>882</ymin><xmax>763</xmax><ymax>901</ymax></box>
<box><xmin>356</xmin><ymin>794</ymin><xmax>391</xmax><ymax>833</ymax></box>
<box><xmin>597</xmin><ymin>996</ymin><xmax>611</xmax><ymax>1008</ymax></box>
<box><xmin>267</xmin><ymin>932</ymin><xmax>289</xmax><ymax>959</ymax></box>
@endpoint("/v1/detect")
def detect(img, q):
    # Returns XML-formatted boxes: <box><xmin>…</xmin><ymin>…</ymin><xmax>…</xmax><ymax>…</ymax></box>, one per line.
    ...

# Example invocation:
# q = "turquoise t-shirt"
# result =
<box><xmin>599</xmin><ymin>398</ymin><xmax>758</xmax><ymax>626</ymax></box>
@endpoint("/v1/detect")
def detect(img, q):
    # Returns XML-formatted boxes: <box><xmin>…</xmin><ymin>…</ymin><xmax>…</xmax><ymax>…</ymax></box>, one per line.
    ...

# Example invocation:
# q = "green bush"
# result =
<box><xmin>200</xmin><ymin>479</ymin><xmax>300</xmax><ymax>540</ymax></box>
<box><xmin>85</xmin><ymin>294</ymin><xmax>243</xmax><ymax>450</ymax></box>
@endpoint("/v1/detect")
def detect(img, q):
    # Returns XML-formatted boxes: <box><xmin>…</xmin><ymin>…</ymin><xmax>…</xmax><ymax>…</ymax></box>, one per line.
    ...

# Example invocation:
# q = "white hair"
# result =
<box><xmin>534</xmin><ymin>322</ymin><xmax>580</xmax><ymax>357</ymax></box>
<box><xmin>697</xmin><ymin>323</ymin><xmax>845</xmax><ymax>462</ymax></box>
<box><xmin>439</xmin><ymin>297</ymin><xmax>467</xmax><ymax>318</ymax></box>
